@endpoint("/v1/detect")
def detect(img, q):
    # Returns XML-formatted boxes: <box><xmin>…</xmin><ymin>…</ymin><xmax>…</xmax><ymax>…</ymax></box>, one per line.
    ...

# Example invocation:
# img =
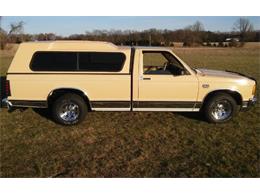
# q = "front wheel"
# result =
<box><xmin>203</xmin><ymin>93</ymin><xmax>239</xmax><ymax>123</ymax></box>
<box><xmin>51</xmin><ymin>93</ymin><xmax>88</xmax><ymax>125</ymax></box>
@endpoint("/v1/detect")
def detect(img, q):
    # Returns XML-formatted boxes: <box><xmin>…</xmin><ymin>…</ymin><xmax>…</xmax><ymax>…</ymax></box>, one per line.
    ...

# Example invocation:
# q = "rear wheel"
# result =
<box><xmin>203</xmin><ymin>93</ymin><xmax>239</xmax><ymax>123</ymax></box>
<box><xmin>52</xmin><ymin>93</ymin><xmax>87</xmax><ymax>125</ymax></box>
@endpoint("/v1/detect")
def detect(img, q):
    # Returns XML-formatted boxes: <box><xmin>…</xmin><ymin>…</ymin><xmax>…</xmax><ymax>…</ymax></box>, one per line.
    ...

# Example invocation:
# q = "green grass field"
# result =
<box><xmin>0</xmin><ymin>46</ymin><xmax>259</xmax><ymax>177</ymax></box>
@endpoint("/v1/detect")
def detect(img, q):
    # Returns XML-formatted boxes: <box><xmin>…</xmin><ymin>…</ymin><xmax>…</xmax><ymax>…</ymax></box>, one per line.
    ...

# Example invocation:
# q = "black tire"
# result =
<box><xmin>51</xmin><ymin>93</ymin><xmax>87</xmax><ymax>125</ymax></box>
<box><xmin>203</xmin><ymin>92</ymin><xmax>239</xmax><ymax>123</ymax></box>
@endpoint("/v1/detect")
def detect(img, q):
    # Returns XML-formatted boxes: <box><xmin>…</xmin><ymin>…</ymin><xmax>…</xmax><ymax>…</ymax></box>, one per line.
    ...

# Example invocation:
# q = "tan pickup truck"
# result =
<box><xmin>1</xmin><ymin>41</ymin><xmax>257</xmax><ymax>125</ymax></box>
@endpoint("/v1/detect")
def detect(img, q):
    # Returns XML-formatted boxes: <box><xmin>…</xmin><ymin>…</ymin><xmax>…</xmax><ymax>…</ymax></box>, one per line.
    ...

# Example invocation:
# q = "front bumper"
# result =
<box><xmin>241</xmin><ymin>96</ymin><xmax>257</xmax><ymax>111</ymax></box>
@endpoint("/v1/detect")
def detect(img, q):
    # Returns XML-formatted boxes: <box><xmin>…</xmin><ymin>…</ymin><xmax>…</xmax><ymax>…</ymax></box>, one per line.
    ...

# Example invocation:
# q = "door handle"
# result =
<box><xmin>143</xmin><ymin>77</ymin><xmax>151</xmax><ymax>80</ymax></box>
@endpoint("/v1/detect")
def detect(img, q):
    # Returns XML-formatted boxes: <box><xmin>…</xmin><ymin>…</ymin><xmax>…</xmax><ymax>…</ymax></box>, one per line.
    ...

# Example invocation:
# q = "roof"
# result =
<box><xmin>20</xmin><ymin>40</ymin><xmax>124</xmax><ymax>51</ymax></box>
<box><xmin>20</xmin><ymin>41</ymin><xmax>171</xmax><ymax>51</ymax></box>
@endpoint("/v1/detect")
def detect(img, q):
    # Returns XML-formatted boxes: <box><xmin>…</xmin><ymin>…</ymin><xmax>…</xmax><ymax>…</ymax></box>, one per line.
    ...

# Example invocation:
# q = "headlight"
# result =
<box><xmin>252</xmin><ymin>84</ymin><xmax>256</xmax><ymax>95</ymax></box>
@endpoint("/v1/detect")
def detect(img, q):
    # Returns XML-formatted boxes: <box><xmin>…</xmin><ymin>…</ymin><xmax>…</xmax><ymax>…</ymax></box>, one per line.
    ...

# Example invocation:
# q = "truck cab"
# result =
<box><xmin>132</xmin><ymin>47</ymin><xmax>199</xmax><ymax>111</ymax></box>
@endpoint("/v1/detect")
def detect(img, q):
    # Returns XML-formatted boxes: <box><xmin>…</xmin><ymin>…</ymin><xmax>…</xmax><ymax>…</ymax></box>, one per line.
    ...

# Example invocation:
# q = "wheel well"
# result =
<box><xmin>202</xmin><ymin>90</ymin><xmax>243</xmax><ymax>107</ymax></box>
<box><xmin>47</xmin><ymin>88</ymin><xmax>92</xmax><ymax>111</ymax></box>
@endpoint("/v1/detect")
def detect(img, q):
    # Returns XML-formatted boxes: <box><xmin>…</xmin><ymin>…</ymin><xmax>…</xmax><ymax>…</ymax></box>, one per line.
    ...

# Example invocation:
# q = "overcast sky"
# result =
<box><xmin>1</xmin><ymin>16</ymin><xmax>260</xmax><ymax>36</ymax></box>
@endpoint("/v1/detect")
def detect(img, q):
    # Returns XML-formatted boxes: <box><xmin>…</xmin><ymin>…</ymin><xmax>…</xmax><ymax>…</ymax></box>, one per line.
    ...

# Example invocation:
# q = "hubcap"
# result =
<box><xmin>211</xmin><ymin>100</ymin><xmax>232</xmax><ymax>120</ymax></box>
<box><xmin>59</xmin><ymin>102</ymin><xmax>79</xmax><ymax>122</ymax></box>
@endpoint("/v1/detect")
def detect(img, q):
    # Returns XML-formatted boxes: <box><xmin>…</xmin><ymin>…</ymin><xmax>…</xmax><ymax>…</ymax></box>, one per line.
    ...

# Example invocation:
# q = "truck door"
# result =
<box><xmin>134</xmin><ymin>50</ymin><xmax>199</xmax><ymax>111</ymax></box>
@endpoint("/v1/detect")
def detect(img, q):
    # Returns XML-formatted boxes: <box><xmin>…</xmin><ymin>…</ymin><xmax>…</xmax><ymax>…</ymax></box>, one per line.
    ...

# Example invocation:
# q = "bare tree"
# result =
<box><xmin>233</xmin><ymin>18</ymin><xmax>253</xmax><ymax>42</ymax></box>
<box><xmin>183</xmin><ymin>21</ymin><xmax>205</xmax><ymax>46</ymax></box>
<box><xmin>8</xmin><ymin>21</ymin><xmax>24</xmax><ymax>36</ymax></box>
<box><xmin>0</xmin><ymin>20</ymin><xmax>24</xmax><ymax>49</ymax></box>
<box><xmin>188</xmin><ymin>21</ymin><xmax>205</xmax><ymax>32</ymax></box>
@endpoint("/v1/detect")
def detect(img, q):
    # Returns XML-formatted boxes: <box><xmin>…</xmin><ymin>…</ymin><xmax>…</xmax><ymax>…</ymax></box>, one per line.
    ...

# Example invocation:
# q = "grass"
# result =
<box><xmin>0</xmin><ymin>46</ymin><xmax>259</xmax><ymax>177</ymax></box>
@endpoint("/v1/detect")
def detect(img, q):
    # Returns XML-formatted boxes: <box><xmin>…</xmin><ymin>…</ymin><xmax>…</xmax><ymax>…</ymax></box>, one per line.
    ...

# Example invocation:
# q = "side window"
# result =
<box><xmin>143</xmin><ymin>52</ymin><xmax>171</xmax><ymax>75</ymax></box>
<box><xmin>31</xmin><ymin>52</ymin><xmax>77</xmax><ymax>71</ymax></box>
<box><xmin>143</xmin><ymin>51</ymin><xmax>187</xmax><ymax>76</ymax></box>
<box><xmin>79</xmin><ymin>52</ymin><xmax>125</xmax><ymax>72</ymax></box>
<box><xmin>30</xmin><ymin>52</ymin><xmax>126</xmax><ymax>72</ymax></box>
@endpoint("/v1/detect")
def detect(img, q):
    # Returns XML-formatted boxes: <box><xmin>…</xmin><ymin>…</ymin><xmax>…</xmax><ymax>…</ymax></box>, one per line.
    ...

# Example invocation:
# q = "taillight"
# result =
<box><xmin>5</xmin><ymin>80</ymin><xmax>11</xmax><ymax>96</ymax></box>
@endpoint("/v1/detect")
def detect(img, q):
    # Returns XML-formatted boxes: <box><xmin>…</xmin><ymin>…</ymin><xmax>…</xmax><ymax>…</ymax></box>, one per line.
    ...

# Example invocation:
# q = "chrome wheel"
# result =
<box><xmin>211</xmin><ymin>100</ymin><xmax>232</xmax><ymax>120</ymax></box>
<box><xmin>59</xmin><ymin>102</ymin><xmax>79</xmax><ymax>122</ymax></box>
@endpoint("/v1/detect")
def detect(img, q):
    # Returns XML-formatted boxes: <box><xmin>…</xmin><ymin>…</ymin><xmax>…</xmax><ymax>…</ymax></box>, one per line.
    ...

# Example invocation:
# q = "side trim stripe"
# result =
<box><xmin>133</xmin><ymin>101</ymin><xmax>201</xmax><ymax>108</ymax></box>
<box><xmin>10</xmin><ymin>100</ymin><xmax>48</xmax><ymax>108</ymax></box>
<box><xmin>8</xmin><ymin>100</ymin><xmax>203</xmax><ymax>110</ymax></box>
<box><xmin>91</xmin><ymin>101</ymin><xmax>130</xmax><ymax>108</ymax></box>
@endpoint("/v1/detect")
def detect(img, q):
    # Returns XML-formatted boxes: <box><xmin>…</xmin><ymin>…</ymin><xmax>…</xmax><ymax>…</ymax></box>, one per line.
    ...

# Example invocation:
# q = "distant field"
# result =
<box><xmin>0</xmin><ymin>45</ymin><xmax>259</xmax><ymax>177</ymax></box>
<box><xmin>242</xmin><ymin>42</ymin><xmax>260</xmax><ymax>49</ymax></box>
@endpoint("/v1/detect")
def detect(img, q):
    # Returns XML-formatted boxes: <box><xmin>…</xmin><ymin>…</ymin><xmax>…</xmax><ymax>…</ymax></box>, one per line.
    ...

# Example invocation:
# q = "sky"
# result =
<box><xmin>1</xmin><ymin>16</ymin><xmax>260</xmax><ymax>36</ymax></box>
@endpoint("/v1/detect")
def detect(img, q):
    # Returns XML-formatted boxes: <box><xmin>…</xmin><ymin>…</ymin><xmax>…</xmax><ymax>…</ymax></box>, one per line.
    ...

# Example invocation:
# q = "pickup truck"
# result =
<box><xmin>1</xmin><ymin>41</ymin><xmax>257</xmax><ymax>125</ymax></box>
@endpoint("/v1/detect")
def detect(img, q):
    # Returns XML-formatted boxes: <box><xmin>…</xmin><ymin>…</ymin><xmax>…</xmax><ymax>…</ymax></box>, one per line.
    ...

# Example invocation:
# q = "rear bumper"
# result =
<box><xmin>241</xmin><ymin>96</ymin><xmax>257</xmax><ymax>111</ymax></box>
<box><xmin>1</xmin><ymin>98</ymin><xmax>13</xmax><ymax>111</ymax></box>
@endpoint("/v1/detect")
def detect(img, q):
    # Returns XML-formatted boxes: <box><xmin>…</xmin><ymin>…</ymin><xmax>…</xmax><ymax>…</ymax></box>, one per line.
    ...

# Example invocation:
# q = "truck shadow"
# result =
<box><xmin>175</xmin><ymin>112</ymin><xmax>207</xmax><ymax>122</ymax></box>
<box><xmin>32</xmin><ymin>108</ymin><xmax>53</xmax><ymax>120</ymax></box>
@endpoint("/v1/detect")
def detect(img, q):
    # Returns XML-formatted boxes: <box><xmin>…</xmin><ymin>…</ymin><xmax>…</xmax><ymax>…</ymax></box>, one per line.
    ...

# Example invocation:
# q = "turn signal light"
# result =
<box><xmin>252</xmin><ymin>84</ymin><xmax>256</xmax><ymax>95</ymax></box>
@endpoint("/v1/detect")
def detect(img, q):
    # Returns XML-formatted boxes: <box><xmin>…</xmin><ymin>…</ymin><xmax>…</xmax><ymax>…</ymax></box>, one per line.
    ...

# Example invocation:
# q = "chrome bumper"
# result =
<box><xmin>241</xmin><ymin>96</ymin><xmax>257</xmax><ymax>111</ymax></box>
<box><xmin>250</xmin><ymin>96</ymin><xmax>257</xmax><ymax>104</ymax></box>
<box><xmin>248</xmin><ymin>96</ymin><xmax>257</xmax><ymax>107</ymax></box>
<box><xmin>1</xmin><ymin>98</ymin><xmax>13</xmax><ymax>111</ymax></box>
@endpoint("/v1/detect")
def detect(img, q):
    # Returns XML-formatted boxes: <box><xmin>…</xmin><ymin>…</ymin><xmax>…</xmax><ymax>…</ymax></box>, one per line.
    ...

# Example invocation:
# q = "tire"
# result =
<box><xmin>203</xmin><ymin>93</ymin><xmax>239</xmax><ymax>123</ymax></box>
<box><xmin>51</xmin><ymin>93</ymin><xmax>88</xmax><ymax>125</ymax></box>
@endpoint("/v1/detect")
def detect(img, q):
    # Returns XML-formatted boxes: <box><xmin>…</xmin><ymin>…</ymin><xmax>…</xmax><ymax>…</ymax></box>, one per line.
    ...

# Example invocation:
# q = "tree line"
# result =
<box><xmin>0</xmin><ymin>18</ymin><xmax>259</xmax><ymax>49</ymax></box>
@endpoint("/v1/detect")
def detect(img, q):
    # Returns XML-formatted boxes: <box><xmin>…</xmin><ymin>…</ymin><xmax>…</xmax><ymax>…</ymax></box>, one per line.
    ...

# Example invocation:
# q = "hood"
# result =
<box><xmin>196</xmin><ymin>68</ymin><xmax>252</xmax><ymax>80</ymax></box>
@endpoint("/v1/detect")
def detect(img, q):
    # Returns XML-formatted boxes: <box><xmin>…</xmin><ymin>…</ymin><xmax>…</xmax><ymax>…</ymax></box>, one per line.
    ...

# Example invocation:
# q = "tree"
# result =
<box><xmin>233</xmin><ymin>18</ymin><xmax>253</xmax><ymax>42</ymax></box>
<box><xmin>183</xmin><ymin>21</ymin><xmax>205</xmax><ymax>46</ymax></box>
<box><xmin>8</xmin><ymin>21</ymin><xmax>24</xmax><ymax>35</ymax></box>
<box><xmin>0</xmin><ymin>19</ymin><xmax>25</xmax><ymax>49</ymax></box>
<box><xmin>189</xmin><ymin>21</ymin><xmax>204</xmax><ymax>32</ymax></box>
<box><xmin>0</xmin><ymin>16</ymin><xmax>7</xmax><ymax>49</ymax></box>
